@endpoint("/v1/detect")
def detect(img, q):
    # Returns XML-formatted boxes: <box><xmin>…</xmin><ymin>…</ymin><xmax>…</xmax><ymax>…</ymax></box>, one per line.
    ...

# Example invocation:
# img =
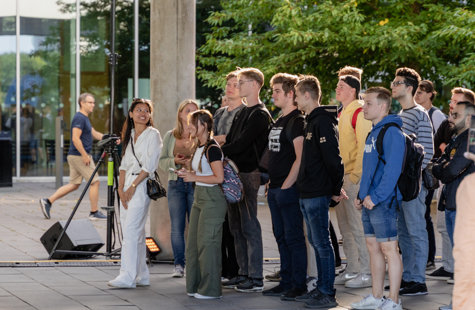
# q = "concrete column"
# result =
<box><xmin>149</xmin><ymin>0</ymin><xmax>195</xmax><ymax>261</ymax></box>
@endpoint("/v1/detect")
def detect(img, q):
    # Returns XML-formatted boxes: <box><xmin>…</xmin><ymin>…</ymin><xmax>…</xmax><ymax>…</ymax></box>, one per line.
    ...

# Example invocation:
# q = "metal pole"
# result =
<box><xmin>15</xmin><ymin>0</ymin><xmax>20</xmax><ymax>178</ymax></box>
<box><xmin>134</xmin><ymin>0</ymin><xmax>139</xmax><ymax>97</ymax></box>
<box><xmin>109</xmin><ymin>0</ymin><xmax>117</xmax><ymax>134</ymax></box>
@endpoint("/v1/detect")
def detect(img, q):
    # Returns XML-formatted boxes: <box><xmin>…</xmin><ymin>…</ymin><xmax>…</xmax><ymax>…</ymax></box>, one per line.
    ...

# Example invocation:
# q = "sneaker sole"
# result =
<box><xmin>400</xmin><ymin>291</ymin><xmax>428</xmax><ymax>296</ymax></box>
<box><xmin>304</xmin><ymin>301</ymin><xmax>337</xmax><ymax>309</ymax></box>
<box><xmin>345</xmin><ymin>283</ymin><xmax>372</xmax><ymax>288</ymax></box>
<box><xmin>39</xmin><ymin>201</ymin><xmax>50</xmax><ymax>219</ymax></box>
<box><xmin>235</xmin><ymin>287</ymin><xmax>264</xmax><ymax>293</ymax></box>
<box><xmin>172</xmin><ymin>274</ymin><xmax>184</xmax><ymax>278</ymax></box>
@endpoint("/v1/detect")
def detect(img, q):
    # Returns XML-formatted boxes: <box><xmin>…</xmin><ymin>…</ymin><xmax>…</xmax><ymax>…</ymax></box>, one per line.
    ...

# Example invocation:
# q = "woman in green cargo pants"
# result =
<box><xmin>177</xmin><ymin>109</ymin><xmax>227</xmax><ymax>299</ymax></box>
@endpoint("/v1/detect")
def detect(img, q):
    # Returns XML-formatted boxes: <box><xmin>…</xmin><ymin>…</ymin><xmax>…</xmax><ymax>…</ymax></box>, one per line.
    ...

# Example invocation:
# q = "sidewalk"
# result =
<box><xmin>0</xmin><ymin>182</ymin><xmax>453</xmax><ymax>309</ymax></box>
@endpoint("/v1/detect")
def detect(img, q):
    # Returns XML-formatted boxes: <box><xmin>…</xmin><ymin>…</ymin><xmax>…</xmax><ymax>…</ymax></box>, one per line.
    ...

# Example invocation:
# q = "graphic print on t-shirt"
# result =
<box><xmin>269</xmin><ymin>126</ymin><xmax>283</xmax><ymax>152</ymax></box>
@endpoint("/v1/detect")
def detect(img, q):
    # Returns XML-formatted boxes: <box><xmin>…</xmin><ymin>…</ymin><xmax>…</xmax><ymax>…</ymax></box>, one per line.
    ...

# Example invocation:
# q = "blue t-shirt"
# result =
<box><xmin>68</xmin><ymin>112</ymin><xmax>93</xmax><ymax>156</ymax></box>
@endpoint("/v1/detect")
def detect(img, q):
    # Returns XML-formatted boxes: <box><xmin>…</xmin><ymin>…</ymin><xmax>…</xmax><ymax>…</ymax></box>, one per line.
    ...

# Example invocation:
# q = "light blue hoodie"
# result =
<box><xmin>358</xmin><ymin>114</ymin><xmax>405</xmax><ymax>205</ymax></box>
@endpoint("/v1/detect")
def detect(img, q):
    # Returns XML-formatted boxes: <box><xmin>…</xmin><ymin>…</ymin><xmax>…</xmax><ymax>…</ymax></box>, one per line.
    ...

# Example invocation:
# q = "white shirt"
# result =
<box><xmin>191</xmin><ymin>144</ymin><xmax>222</xmax><ymax>187</ymax></box>
<box><xmin>120</xmin><ymin>127</ymin><xmax>163</xmax><ymax>189</ymax></box>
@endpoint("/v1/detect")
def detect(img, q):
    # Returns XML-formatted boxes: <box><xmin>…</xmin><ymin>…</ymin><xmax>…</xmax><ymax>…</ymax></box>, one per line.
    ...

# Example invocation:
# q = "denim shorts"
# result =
<box><xmin>361</xmin><ymin>198</ymin><xmax>398</xmax><ymax>242</ymax></box>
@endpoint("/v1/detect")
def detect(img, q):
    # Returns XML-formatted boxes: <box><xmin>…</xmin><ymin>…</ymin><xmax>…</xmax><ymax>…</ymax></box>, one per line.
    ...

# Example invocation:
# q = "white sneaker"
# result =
<box><xmin>334</xmin><ymin>271</ymin><xmax>358</xmax><ymax>285</ymax></box>
<box><xmin>172</xmin><ymin>265</ymin><xmax>184</xmax><ymax>278</ymax></box>
<box><xmin>194</xmin><ymin>293</ymin><xmax>222</xmax><ymax>299</ymax></box>
<box><xmin>346</xmin><ymin>273</ymin><xmax>372</xmax><ymax>288</ymax></box>
<box><xmin>351</xmin><ymin>294</ymin><xmax>385</xmax><ymax>309</ymax></box>
<box><xmin>377</xmin><ymin>298</ymin><xmax>402</xmax><ymax>310</ymax></box>
<box><xmin>108</xmin><ymin>277</ymin><xmax>136</xmax><ymax>289</ymax></box>
<box><xmin>439</xmin><ymin>302</ymin><xmax>452</xmax><ymax>310</ymax></box>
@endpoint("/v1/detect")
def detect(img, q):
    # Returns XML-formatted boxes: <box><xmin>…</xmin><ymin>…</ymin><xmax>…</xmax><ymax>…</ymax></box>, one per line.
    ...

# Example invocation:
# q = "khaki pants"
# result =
<box><xmin>185</xmin><ymin>185</ymin><xmax>227</xmax><ymax>297</ymax></box>
<box><xmin>334</xmin><ymin>175</ymin><xmax>370</xmax><ymax>274</ymax></box>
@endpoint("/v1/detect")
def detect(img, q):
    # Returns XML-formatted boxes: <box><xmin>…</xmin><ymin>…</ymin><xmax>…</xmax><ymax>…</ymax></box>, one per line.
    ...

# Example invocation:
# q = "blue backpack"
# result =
<box><xmin>222</xmin><ymin>158</ymin><xmax>243</xmax><ymax>204</ymax></box>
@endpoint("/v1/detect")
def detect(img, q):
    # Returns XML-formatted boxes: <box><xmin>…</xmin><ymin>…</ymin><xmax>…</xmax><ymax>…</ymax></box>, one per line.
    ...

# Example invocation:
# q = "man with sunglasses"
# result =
<box><xmin>390</xmin><ymin>67</ymin><xmax>434</xmax><ymax>296</ymax></box>
<box><xmin>39</xmin><ymin>93</ymin><xmax>107</xmax><ymax>220</ymax></box>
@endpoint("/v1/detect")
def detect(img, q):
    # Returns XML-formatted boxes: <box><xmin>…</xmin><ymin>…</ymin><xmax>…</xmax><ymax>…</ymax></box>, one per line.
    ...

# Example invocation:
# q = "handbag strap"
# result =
<box><xmin>130</xmin><ymin>135</ymin><xmax>160</xmax><ymax>181</ymax></box>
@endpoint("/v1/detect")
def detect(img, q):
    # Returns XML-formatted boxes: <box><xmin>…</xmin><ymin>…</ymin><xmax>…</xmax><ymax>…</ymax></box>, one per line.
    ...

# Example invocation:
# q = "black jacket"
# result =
<box><xmin>433</xmin><ymin>129</ymin><xmax>475</xmax><ymax>211</ymax></box>
<box><xmin>222</xmin><ymin>103</ymin><xmax>272</xmax><ymax>173</ymax></box>
<box><xmin>297</xmin><ymin>106</ymin><xmax>344</xmax><ymax>198</ymax></box>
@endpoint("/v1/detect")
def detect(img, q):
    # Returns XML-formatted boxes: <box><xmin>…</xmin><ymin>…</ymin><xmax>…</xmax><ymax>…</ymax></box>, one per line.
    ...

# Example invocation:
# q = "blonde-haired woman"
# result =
<box><xmin>178</xmin><ymin>109</ymin><xmax>227</xmax><ymax>299</ymax></box>
<box><xmin>108</xmin><ymin>98</ymin><xmax>162</xmax><ymax>288</ymax></box>
<box><xmin>158</xmin><ymin>99</ymin><xmax>199</xmax><ymax>277</ymax></box>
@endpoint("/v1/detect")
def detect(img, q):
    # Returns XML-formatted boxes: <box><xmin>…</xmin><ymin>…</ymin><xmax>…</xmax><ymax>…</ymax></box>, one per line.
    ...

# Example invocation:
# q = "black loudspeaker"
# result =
<box><xmin>40</xmin><ymin>219</ymin><xmax>104</xmax><ymax>259</ymax></box>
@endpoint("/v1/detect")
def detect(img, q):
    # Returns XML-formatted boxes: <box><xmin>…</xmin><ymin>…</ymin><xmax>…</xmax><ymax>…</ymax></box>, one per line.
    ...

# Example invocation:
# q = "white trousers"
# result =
<box><xmin>116</xmin><ymin>182</ymin><xmax>151</xmax><ymax>285</ymax></box>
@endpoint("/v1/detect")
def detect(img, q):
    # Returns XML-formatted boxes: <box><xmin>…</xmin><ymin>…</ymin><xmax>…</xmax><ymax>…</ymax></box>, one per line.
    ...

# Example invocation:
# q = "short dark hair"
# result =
<box><xmin>456</xmin><ymin>101</ymin><xmax>475</xmax><ymax>116</ymax></box>
<box><xmin>338</xmin><ymin>66</ymin><xmax>363</xmax><ymax>80</ymax></box>
<box><xmin>365</xmin><ymin>86</ymin><xmax>392</xmax><ymax>112</ymax></box>
<box><xmin>78</xmin><ymin>93</ymin><xmax>94</xmax><ymax>107</ymax></box>
<box><xmin>418</xmin><ymin>80</ymin><xmax>437</xmax><ymax>101</ymax></box>
<box><xmin>452</xmin><ymin>87</ymin><xmax>475</xmax><ymax>105</ymax></box>
<box><xmin>296</xmin><ymin>75</ymin><xmax>321</xmax><ymax>103</ymax></box>
<box><xmin>395</xmin><ymin>67</ymin><xmax>421</xmax><ymax>96</ymax></box>
<box><xmin>270</xmin><ymin>73</ymin><xmax>299</xmax><ymax>105</ymax></box>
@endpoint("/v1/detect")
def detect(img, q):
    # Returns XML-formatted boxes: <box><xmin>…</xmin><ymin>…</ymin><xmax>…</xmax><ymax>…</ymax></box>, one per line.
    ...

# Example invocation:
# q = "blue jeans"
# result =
<box><xmin>167</xmin><ymin>178</ymin><xmax>194</xmax><ymax>266</ymax></box>
<box><xmin>398</xmin><ymin>186</ymin><xmax>429</xmax><ymax>283</ymax></box>
<box><xmin>445</xmin><ymin>209</ymin><xmax>456</xmax><ymax>246</ymax></box>
<box><xmin>299</xmin><ymin>195</ymin><xmax>335</xmax><ymax>295</ymax></box>
<box><xmin>267</xmin><ymin>186</ymin><xmax>307</xmax><ymax>290</ymax></box>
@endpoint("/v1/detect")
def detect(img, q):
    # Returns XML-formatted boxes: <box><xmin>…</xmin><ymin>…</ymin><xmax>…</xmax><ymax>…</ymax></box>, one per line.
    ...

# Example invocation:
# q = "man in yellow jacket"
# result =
<box><xmin>334</xmin><ymin>71</ymin><xmax>373</xmax><ymax>288</ymax></box>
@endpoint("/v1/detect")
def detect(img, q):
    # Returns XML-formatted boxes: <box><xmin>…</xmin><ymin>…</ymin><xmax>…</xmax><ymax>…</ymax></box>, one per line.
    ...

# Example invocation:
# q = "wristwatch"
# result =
<box><xmin>132</xmin><ymin>183</ymin><xmax>136</xmax><ymax>188</ymax></box>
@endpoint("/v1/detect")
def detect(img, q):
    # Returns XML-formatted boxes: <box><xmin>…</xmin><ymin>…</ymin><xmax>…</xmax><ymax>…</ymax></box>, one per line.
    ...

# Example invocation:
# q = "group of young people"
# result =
<box><xmin>39</xmin><ymin>64</ymin><xmax>475</xmax><ymax>310</ymax></box>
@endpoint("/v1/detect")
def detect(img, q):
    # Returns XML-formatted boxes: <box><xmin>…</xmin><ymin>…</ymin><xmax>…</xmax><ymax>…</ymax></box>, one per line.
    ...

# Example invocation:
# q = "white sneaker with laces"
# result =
<box><xmin>377</xmin><ymin>298</ymin><xmax>402</xmax><ymax>310</ymax></box>
<box><xmin>172</xmin><ymin>265</ymin><xmax>184</xmax><ymax>278</ymax></box>
<box><xmin>351</xmin><ymin>294</ymin><xmax>385</xmax><ymax>309</ymax></box>
<box><xmin>345</xmin><ymin>273</ymin><xmax>372</xmax><ymax>288</ymax></box>
<box><xmin>334</xmin><ymin>271</ymin><xmax>358</xmax><ymax>285</ymax></box>
<box><xmin>194</xmin><ymin>293</ymin><xmax>221</xmax><ymax>299</ymax></box>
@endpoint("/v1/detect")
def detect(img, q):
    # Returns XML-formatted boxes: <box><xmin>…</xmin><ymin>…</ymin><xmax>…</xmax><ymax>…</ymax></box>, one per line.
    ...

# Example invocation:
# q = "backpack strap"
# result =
<box><xmin>351</xmin><ymin>107</ymin><xmax>363</xmax><ymax>133</ymax></box>
<box><xmin>376</xmin><ymin>122</ymin><xmax>401</xmax><ymax>164</ymax></box>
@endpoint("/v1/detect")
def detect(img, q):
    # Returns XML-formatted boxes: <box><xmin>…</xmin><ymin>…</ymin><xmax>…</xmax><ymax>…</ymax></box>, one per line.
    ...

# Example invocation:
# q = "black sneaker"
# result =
<box><xmin>281</xmin><ymin>287</ymin><xmax>307</xmax><ymax>301</ymax></box>
<box><xmin>262</xmin><ymin>284</ymin><xmax>289</xmax><ymax>296</ymax></box>
<box><xmin>399</xmin><ymin>281</ymin><xmax>428</xmax><ymax>296</ymax></box>
<box><xmin>222</xmin><ymin>275</ymin><xmax>247</xmax><ymax>289</ymax></box>
<box><xmin>384</xmin><ymin>279</ymin><xmax>412</xmax><ymax>291</ymax></box>
<box><xmin>426</xmin><ymin>267</ymin><xmax>453</xmax><ymax>280</ymax></box>
<box><xmin>235</xmin><ymin>278</ymin><xmax>264</xmax><ymax>292</ymax></box>
<box><xmin>295</xmin><ymin>288</ymin><xmax>322</xmax><ymax>303</ymax></box>
<box><xmin>426</xmin><ymin>261</ymin><xmax>436</xmax><ymax>271</ymax></box>
<box><xmin>304</xmin><ymin>291</ymin><xmax>337</xmax><ymax>309</ymax></box>
<box><xmin>265</xmin><ymin>270</ymin><xmax>281</xmax><ymax>282</ymax></box>
<box><xmin>39</xmin><ymin>198</ymin><xmax>52</xmax><ymax>219</ymax></box>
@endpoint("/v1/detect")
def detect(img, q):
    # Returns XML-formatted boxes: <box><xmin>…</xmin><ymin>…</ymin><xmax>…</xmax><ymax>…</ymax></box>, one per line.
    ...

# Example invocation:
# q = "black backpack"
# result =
<box><xmin>374</xmin><ymin>123</ymin><xmax>425</xmax><ymax>202</ymax></box>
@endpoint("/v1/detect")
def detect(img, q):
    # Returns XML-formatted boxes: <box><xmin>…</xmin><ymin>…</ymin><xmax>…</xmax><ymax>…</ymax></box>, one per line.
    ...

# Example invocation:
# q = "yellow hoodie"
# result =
<box><xmin>338</xmin><ymin>100</ymin><xmax>372</xmax><ymax>184</ymax></box>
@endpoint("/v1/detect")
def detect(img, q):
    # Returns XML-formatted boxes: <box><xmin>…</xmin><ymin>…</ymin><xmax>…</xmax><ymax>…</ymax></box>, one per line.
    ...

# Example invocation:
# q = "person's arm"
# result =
<box><xmin>178</xmin><ymin>145</ymin><xmax>224</xmax><ymax>184</ymax></box>
<box><xmin>158</xmin><ymin>131</ymin><xmax>177</xmax><ymax>170</ymax></box>
<box><xmin>71</xmin><ymin>127</ymin><xmax>91</xmax><ymax>165</ymax></box>
<box><xmin>369</xmin><ymin>127</ymin><xmax>405</xmax><ymax>205</ymax></box>
<box><xmin>91</xmin><ymin>128</ymin><xmax>104</xmax><ymax>140</ymax></box>
<box><xmin>221</xmin><ymin>109</ymin><xmax>269</xmax><ymax>156</ymax></box>
<box><xmin>433</xmin><ymin>139</ymin><xmax>473</xmax><ymax>184</ymax></box>
<box><xmin>351</xmin><ymin>113</ymin><xmax>372</xmax><ymax>184</ymax></box>
<box><xmin>281</xmin><ymin>136</ymin><xmax>303</xmax><ymax>189</ymax></box>
<box><xmin>416</xmin><ymin>113</ymin><xmax>434</xmax><ymax>168</ymax></box>
<box><xmin>318</xmin><ymin>119</ymin><xmax>344</xmax><ymax>197</ymax></box>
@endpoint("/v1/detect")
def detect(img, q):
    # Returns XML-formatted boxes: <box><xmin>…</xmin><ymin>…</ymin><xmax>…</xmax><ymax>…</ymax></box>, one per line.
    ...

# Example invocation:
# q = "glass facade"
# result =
<box><xmin>0</xmin><ymin>0</ymin><xmax>150</xmax><ymax>179</ymax></box>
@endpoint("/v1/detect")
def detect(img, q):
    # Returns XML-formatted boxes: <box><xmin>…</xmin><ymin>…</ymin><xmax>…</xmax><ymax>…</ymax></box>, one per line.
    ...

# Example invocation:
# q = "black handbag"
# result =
<box><xmin>130</xmin><ymin>139</ymin><xmax>166</xmax><ymax>200</ymax></box>
<box><xmin>422</xmin><ymin>162</ymin><xmax>439</xmax><ymax>190</ymax></box>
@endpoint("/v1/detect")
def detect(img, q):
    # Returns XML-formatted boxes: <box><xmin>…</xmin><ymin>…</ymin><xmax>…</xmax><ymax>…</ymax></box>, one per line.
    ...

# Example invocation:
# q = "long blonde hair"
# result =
<box><xmin>173</xmin><ymin>99</ymin><xmax>199</xmax><ymax>139</ymax></box>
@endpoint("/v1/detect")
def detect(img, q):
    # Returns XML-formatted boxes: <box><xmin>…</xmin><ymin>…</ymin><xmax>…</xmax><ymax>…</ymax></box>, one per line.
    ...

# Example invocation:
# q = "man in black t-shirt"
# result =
<box><xmin>262</xmin><ymin>73</ymin><xmax>307</xmax><ymax>300</ymax></box>
<box><xmin>39</xmin><ymin>93</ymin><xmax>107</xmax><ymax>220</ymax></box>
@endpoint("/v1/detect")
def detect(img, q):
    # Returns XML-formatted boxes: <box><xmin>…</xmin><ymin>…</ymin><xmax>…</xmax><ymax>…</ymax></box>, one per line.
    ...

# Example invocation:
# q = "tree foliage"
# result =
<box><xmin>197</xmin><ymin>0</ymin><xmax>474</xmax><ymax>108</ymax></box>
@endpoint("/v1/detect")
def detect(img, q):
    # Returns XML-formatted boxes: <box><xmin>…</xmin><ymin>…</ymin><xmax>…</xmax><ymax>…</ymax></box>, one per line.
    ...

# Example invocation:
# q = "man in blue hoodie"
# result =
<box><xmin>294</xmin><ymin>75</ymin><xmax>346</xmax><ymax>309</ymax></box>
<box><xmin>351</xmin><ymin>87</ymin><xmax>405</xmax><ymax>310</ymax></box>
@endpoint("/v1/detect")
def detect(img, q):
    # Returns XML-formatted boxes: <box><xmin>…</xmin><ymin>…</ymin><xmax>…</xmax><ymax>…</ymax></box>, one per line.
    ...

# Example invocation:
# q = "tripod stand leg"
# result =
<box><xmin>48</xmin><ymin>151</ymin><xmax>106</xmax><ymax>260</ymax></box>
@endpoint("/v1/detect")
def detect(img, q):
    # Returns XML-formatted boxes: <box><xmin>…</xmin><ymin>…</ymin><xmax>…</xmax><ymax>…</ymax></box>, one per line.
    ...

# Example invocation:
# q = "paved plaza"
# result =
<box><xmin>0</xmin><ymin>181</ymin><xmax>452</xmax><ymax>309</ymax></box>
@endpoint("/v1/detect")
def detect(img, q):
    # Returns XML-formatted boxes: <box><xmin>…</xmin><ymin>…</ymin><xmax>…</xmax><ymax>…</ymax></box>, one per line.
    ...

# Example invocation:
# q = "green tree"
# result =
<box><xmin>198</xmin><ymin>0</ymin><xmax>474</xmax><ymax>110</ymax></box>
